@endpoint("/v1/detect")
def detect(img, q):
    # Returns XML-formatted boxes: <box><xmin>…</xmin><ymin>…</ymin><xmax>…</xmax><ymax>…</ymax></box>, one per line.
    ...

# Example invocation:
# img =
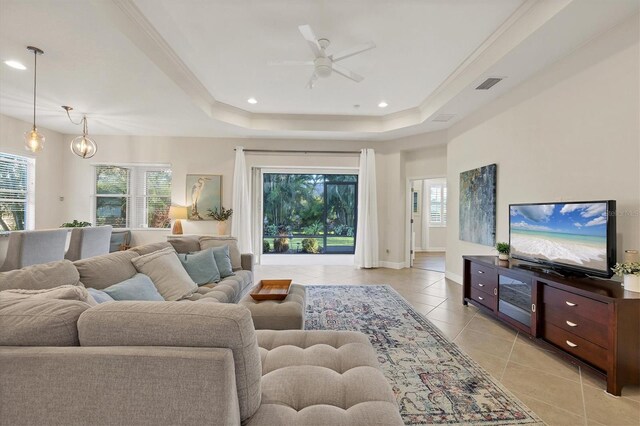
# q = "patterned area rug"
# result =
<box><xmin>305</xmin><ymin>285</ymin><xmax>542</xmax><ymax>425</ymax></box>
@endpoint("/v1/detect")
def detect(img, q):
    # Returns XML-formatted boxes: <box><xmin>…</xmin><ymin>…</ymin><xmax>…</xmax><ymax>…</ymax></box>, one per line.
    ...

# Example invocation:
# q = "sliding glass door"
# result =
<box><xmin>262</xmin><ymin>173</ymin><xmax>357</xmax><ymax>254</ymax></box>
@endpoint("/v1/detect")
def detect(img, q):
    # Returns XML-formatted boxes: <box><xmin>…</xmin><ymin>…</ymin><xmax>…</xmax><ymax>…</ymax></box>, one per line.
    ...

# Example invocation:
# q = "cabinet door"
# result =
<box><xmin>497</xmin><ymin>272</ymin><xmax>535</xmax><ymax>333</ymax></box>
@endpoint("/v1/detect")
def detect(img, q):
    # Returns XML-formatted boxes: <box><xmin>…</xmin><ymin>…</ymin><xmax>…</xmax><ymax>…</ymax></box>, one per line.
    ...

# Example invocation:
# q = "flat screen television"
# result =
<box><xmin>509</xmin><ymin>201</ymin><xmax>616</xmax><ymax>278</ymax></box>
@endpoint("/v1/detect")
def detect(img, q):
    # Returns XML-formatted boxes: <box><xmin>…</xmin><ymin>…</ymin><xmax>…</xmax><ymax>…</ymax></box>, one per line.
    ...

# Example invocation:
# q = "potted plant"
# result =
<box><xmin>207</xmin><ymin>206</ymin><xmax>233</xmax><ymax>235</ymax></box>
<box><xmin>496</xmin><ymin>242</ymin><xmax>510</xmax><ymax>261</ymax></box>
<box><xmin>61</xmin><ymin>220</ymin><xmax>92</xmax><ymax>228</ymax></box>
<box><xmin>612</xmin><ymin>261</ymin><xmax>640</xmax><ymax>293</ymax></box>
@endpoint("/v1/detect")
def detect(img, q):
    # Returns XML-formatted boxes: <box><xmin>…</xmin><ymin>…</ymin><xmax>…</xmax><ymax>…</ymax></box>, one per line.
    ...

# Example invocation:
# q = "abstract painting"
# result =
<box><xmin>186</xmin><ymin>174</ymin><xmax>222</xmax><ymax>220</ymax></box>
<box><xmin>459</xmin><ymin>164</ymin><xmax>496</xmax><ymax>246</ymax></box>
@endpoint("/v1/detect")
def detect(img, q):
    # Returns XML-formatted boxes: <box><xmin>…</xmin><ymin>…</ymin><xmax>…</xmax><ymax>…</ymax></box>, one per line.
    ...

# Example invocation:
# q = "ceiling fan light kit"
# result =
<box><xmin>273</xmin><ymin>24</ymin><xmax>376</xmax><ymax>89</ymax></box>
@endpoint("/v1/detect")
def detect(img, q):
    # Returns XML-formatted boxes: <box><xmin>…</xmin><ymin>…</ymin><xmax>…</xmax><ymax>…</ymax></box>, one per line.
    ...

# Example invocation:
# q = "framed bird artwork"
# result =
<box><xmin>186</xmin><ymin>174</ymin><xmax>222</xmax><ymax>220</ymax></box>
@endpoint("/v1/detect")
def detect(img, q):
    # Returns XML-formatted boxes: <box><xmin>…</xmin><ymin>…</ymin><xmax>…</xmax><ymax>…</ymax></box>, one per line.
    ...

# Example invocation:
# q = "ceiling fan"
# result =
<box><xmin>271</xmin><ymin>24</ymin><xmax>376</xmax><ymax>89</ymax></box>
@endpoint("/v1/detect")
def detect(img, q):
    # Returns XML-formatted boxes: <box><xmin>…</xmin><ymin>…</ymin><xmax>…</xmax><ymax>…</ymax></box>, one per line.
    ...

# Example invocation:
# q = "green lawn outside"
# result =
<box><xmin>263</xmin><ymin>236</ymin><xmax>355</xmax><ymax>253</ymax></box>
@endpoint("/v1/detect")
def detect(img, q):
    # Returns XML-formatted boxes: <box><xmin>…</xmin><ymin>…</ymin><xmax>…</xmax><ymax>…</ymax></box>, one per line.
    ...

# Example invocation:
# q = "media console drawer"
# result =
<box><xmin>543</xmin><ymin>285</ymin><xmax>608</xmax><ymax>324</ymax></box>
<box><xmin>543</xmin><ymin>322</ymin><xmax>607</xmax><ymax>371</ymax></box>
<box><xmin>470</xmin><ymin>274</ymin><xmax>497</xmax><ymax>295</ymax></box>
<box><xmin>470</xmin><ymin>262</ymin><xmax>497</xmax><ymax>282</ymax></box>
<box><xmin>544</xmin><ymin>307</ymin><xmax>608</xmax><ymax>348</ymax></box>
<box><xmin>469</xmin><ymin>287</ymin><xmax>494</xmax><ymax>310</ymax></box>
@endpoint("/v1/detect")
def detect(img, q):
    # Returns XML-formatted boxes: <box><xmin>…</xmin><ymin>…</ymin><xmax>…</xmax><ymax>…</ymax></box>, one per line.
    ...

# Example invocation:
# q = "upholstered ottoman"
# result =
<box><xmin>247</xmin><ymin>330</ymin><xmax>403</xmax><ymax>426</ymax></box>
<box><xmin>239</xmin><ymin>284</ymin><xmax>306</xmax><ymax>330</ymax></box>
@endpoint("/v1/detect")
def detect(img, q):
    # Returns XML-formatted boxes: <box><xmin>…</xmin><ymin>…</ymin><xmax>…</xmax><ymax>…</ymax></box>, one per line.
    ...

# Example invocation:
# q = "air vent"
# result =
<box><xmin>433</xmin><ymin>114</ymin><xmax>456</xmax><ymax>122</ymax></box>
<box><xmin>476</xmin><ymin>77</ymin><xmax>504</xmax><ymax>90</ymax></box>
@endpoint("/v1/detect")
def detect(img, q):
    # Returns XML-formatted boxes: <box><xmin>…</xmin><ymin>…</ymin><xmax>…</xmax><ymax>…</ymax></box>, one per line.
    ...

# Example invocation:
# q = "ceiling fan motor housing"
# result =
<box><xmin>314</xmin><ymin>56</ymin><xmax>333</xmax><ymax>78</ymax></box>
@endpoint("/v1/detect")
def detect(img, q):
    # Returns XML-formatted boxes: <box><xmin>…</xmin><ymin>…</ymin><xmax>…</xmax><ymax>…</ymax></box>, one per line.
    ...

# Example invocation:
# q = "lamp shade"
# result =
<box><xmin>168</xmin><ymin>205</ymin><xmax>188</xmax><ymax>220</ymax></box>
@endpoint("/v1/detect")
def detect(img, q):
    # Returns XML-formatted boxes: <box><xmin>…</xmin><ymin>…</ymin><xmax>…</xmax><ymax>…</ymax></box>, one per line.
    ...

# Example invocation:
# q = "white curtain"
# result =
<box><xmin>251</xmin><ymin>167</ymin><xmax>263</xmax><ymax>264</ymax></box>
<box><xmin>231</xmin><ymin>146</ymin><xmax>252</xmax><ymax>253</ymax></box>
<box><xmin>354</xmin><ymin>148</ymin><xmax>379</xmax><ymax>268</ymax></box>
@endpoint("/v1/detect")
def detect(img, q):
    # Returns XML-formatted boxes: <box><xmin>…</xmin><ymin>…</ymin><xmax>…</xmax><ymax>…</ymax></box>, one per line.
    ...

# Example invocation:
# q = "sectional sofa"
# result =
<box><xmin>0</xmin><ymin>237</ymin><xmax>403</xmax><ymax>426</ymax></box>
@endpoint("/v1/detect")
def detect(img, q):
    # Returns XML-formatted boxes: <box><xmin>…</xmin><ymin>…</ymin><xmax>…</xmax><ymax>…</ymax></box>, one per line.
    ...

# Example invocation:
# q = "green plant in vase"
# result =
<box><xmin>208</xmin><ymin>206</ymin><xmax>233</xmax><ymax>235</ymax></box>
<box><xmin>496</xmin><ymin>242</ymin><xmax>510</xmax><ymax>261</ymax></box>
<box><xmin>612</xmin><ymin>261</ymin><xmax>640</xmax><ymax>293</ymax></box>
<box><xmin>61</xmin><ymin>220</ymin><xmax>92</xmax><ymax>228</ymax></box>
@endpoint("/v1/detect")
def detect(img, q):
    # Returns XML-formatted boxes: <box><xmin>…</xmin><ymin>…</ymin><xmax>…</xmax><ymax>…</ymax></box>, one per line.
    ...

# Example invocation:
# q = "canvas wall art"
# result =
<box><xmin>459</xmin><ymin>164</ymin><xmax>497</xmax><ymax>246</ymax></box>
<box><xmin>186</xmin><ymin>174</ymin><xmax>222</xmax><ymax>220</ymax></box>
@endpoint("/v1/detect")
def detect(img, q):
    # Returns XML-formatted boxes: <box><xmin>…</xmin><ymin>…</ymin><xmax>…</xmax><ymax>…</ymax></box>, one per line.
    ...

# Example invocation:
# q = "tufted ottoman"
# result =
<box><xmin>245</xmin><ymin>330</ymin><xmax>403</xmax><ymax>426</ymax></box>
<box><xmin>239</xmin><ymin>284</ymin><xmax>306</xmax><ymax>330</ymax></box>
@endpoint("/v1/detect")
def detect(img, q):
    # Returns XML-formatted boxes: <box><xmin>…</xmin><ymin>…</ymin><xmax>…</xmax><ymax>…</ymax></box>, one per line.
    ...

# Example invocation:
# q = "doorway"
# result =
<box><xmin>409</xmin><ymin>177</ymin><xmax>447</xmax><ymax>273</ymax></box>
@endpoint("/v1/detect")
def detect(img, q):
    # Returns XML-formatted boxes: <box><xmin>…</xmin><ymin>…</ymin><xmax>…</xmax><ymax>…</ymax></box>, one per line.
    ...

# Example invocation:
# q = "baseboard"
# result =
<box><xmin>445</xmin><ymin>271</ymin><xmax>463</xmax><ymax>284</ymax></box>
<box><xmin>380</xmin><ymin>261</ymin><xmax>405</xmax><ymax>270</ymax></box>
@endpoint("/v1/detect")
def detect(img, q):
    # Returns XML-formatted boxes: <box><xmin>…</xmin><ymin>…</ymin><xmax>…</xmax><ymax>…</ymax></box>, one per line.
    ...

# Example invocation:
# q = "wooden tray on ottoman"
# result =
<box><xmin>250</xmin><ymin>279</ymin><xmax>292</xmax><ymax>301</ymax></box>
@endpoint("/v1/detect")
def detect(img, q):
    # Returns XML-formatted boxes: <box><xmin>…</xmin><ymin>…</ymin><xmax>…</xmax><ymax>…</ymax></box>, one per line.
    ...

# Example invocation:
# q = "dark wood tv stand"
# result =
<box><xmin>462</xmin><ymin>255</ymin><xmax>640</xmax><ymax>396</ymax></box>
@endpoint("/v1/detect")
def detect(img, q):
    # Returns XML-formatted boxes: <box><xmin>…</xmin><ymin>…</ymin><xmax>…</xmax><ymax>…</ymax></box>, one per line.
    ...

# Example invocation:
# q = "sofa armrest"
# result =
<box><xmin>77</xmin><ymin>302</ymin><xmax>261</xmax><ymax>421</ymax></box>
<box><xmin>0</xmin><ymin>346</ymin><xmax>240</xmax><ymax>426</ymax></box>
<box><xmin>241</xmin><ymin>253</ymin><xmax>254</xmax><ymax>273</ymax></box>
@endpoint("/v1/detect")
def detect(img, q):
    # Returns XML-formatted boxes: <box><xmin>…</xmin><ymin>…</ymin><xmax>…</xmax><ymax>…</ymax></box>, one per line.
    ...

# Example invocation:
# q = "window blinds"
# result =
<box><xmin>0</xmin><ymin>153</ymin><xmax>34</xmax><ymax>231</ymax></box>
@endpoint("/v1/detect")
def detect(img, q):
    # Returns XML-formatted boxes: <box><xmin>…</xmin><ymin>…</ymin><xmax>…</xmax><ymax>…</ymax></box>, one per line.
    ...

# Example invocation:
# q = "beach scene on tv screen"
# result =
<box><xmin>510</xmin><ymin>203</ymin><xmax>608</xmax><ymax>272</ymax></box>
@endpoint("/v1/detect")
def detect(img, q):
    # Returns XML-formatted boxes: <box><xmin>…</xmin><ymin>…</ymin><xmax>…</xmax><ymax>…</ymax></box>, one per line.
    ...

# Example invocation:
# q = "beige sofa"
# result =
<box><xmin>0</xmin><ymin>258</ymin><xmax>402</xmax><ymax>425</ymax></box>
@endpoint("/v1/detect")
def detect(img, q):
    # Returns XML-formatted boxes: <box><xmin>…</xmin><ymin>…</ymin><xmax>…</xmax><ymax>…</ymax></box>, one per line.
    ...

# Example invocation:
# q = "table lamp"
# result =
<box><xmin>168</xmin><ymin>205</ymin><xmax>188</xmax><ymax>235</ymax></box>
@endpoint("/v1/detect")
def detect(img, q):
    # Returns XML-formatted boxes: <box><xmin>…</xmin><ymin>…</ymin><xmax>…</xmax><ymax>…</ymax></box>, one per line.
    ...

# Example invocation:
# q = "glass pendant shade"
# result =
<box><xmin>70</xmin><ymin>135</ymin><xmax>97</xmax><ymax>158</ymax></box>
<box><xmin>24</xmin><ymin>127</ymin><xmax>45</xmax><ymax>153</ymax></box>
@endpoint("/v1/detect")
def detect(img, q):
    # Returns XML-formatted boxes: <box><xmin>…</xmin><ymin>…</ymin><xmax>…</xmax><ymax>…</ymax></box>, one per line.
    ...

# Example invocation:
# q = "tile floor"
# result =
<box><xmin>254</xmin><ymin>264</ymin><xmax>640</xmax><ymax>426</ymax></box>
<box><xmin>412</xmin><ymin>251</ymin><xmax>446</xmax><ymax>272</ymax></box>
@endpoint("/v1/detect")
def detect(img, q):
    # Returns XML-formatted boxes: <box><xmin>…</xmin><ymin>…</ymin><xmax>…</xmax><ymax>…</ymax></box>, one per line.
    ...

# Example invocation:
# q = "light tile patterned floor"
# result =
<box><xmin>254</xmin><ymin>264</ymin><xmax>640</xmax><ymax>426</ymax></box>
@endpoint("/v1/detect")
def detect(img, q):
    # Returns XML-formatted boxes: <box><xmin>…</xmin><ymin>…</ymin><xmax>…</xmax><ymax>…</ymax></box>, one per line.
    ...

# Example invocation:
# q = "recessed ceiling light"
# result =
<box><xmin>247</xmin><ymin>97</ymin><xmax>258</xmax><ymax>104</ymax></box>
<box><xmin>378</xmin><ymin>101</ymin><xmax>388</xmax><ymax>108</ymax></box>
<box><xmin>4</xmin><ymin>60</ymin><xmax>26</xmax><ymax>70</ymax></box>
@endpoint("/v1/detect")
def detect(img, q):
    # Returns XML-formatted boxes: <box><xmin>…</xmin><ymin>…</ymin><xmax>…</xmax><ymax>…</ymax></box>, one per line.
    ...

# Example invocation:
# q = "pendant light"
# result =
<box><xmin>24</xmin><ymin>46</ymin><xmax>45</xmax><ymax>153</ymax></box>
<box><xmin>62</xmin><ymin>106</ymin><xmax>98</xmax><ymax>159</ymax></box>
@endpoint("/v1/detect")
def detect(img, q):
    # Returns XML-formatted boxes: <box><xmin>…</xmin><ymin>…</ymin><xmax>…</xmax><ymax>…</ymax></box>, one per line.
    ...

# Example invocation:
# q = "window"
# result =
<box><xmin>262</xmin><ymin>173</ymin><xmax>357</xmax><ymax>254</ymax></box>
<box><xmin>429</xmin><ymin>183</ymin><xmax>447</xmax><ymax>226</ymax></box>
<box><xmin>94</xmin><ymin>165</ymin><xmax>171</xmax><ymax>229</ymax></box>
<box><xmin>0</xmin><ymin>153</ymin><xmax>35</xmax><ymax>231</ymax></box>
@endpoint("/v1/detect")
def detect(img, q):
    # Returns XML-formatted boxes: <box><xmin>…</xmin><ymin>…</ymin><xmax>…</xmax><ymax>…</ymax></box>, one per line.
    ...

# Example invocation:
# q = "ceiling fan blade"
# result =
<box><xmin>332</xmin><ymin>64</ymin><xmax>364</xmax><ymax>83</ymax></box>
<box><xmin>330</xmin><ymin>41</ymin><xmax>376</xmax><ymax>62</ymax></box>
<box><xmin>306</xmin><ymin>72</ymin><xmax>319</xmax><ymax>89</ymax></box>
<box><xmin>268</xmin><ymin>60</ymin><xmax>314</xmax><ymax>66</ymax></box>
<box><xmin>298</xmin><ymin>24</ymin><xmax>323</xmax><ymax>57</ymax></box>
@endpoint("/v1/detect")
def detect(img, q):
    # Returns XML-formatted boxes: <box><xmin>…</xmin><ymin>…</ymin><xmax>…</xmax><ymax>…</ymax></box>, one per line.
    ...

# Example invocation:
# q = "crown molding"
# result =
<box><xmin>94</xmin><ymin>0</ymin><xmax>575</xmax><ymax>135</ymax></box>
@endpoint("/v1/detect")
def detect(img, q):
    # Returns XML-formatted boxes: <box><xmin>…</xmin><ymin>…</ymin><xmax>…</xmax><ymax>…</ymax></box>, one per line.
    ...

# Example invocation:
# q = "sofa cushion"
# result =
<box><xmin>201</xmin><ymin>270</ymin><xmax>252</xmax><ymax>303</ymax></box>
<box><xmin>247</xmin><ymin>330</ymin><xmax>402</xmax><ymax>426</ymax></box>
<box><xmin>131</xmin><ymin>247</ymin><xmax>197</xmax><ymax>301</ymax></box>
<box><xmin>87</xmin><ymin>288</ymin><xmax>115</xmax><ymax>304</ymax></box>
<box><xmin>177</xmin><ymin>248</ymin><xmax>220</xmax><ymax>285</ymax></box>
<box><xmin>102</xmin><ymin>273</ymin><xmax>165</xmax><ymax>301</ymax></box>
<box><xmin>210</xmin><ymin>245</ymin><xmax>235</xmax><ymax>278</ymax></box>
<box><xmin>0</xmin><ymin>284</ymin><xmax>96</xmax><ymax>306</ymax></box>
<box><xmin>0</xmin><ymin>260</ymin><xmax>80</xmax><ymax>291</ymax></box>
<box><xmin>0</xmin><ymin>298</ymin><xmax>90</xmax><ymax>346</ymax></box>
<box><xmin>168</xmin><ymin>235</ymin><xmax>201</xmax><ymax>253</ymax></box>
<box><xmin>74</xmin><ymin>250</ymin><xmax>139</xmax><ymax>290</ymax></box>
<box><xmin>77</xmin><ymin>301</ymin><xmax>262</xmax><ymax>421</ymax></box>
<box><xmin>129</xmin><ymin>242</ymin><xmax>172</xmax><ymax>256</ymax></box>
<box><xmin>199</xmin><ymin>237</ymin><xmax>242</xmax><ymax>270</ymax></box>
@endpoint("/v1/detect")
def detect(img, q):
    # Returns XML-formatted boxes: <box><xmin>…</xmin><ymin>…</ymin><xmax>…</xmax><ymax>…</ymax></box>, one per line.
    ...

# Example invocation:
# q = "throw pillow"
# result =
<box><xmin>210</xmin><ymin>245</ymin><xmax>235</xmax><ymax>278</ymax></box>
<box><xmin>87</xmin><ymin>287</ymin><xmax>115</xmax><ymax>304</ymax></box>
<box><xmin>177</xmin><ymin>248</ymin><xmax>220</xmax><ymax>285</ymax></box>
<box><xmin>0</xmin><ymin>284</ymin><xmax>96</xmax><ymax>306</ymax></box>
<box><xmin>199</xmin><ymin>237</ymin><xmax>242</xmax><ymax>270</ymax></box>
<box><xmin>131</xmin><ymin>247</ymin><xmax>198</xmax><ymax>301</ymax></box>
<box><xmin>102</xmin><ymin>274</ymin><xmax>164</xmax><ymax>301</ymax></box>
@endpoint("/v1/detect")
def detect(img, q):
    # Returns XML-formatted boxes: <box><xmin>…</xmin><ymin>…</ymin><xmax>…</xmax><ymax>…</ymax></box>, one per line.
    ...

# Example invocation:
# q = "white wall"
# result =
<box><xmin>445</xmin><ymin>15</ymin><xmax>640</xmax><ymax>282</ymax></box>
<box><xmin>0</xmin><ymin>114</ymin><xmax>66</xmax><ymax>229</ymax></box>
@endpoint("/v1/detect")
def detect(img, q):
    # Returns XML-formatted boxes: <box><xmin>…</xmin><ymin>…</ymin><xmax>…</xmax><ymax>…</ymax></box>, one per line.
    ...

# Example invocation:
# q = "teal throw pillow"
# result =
<box><xmin>210</xmin><ymin>245</ymin><xmax>235</xmax><ymax>278</ymax></box>
<box><xmin>87</xmin><ymin>288</ymin><xmax>115</xmax><ymax>304</ymax></box>
<box><xmin>102</xmin><ymin>273</ymin><xmax>165</xmax><ymax>301</ymax></box>
<box><xmin>177</xmin><ymin>248</ymin><xmax>220</xmax><ymax>286</ymax></box>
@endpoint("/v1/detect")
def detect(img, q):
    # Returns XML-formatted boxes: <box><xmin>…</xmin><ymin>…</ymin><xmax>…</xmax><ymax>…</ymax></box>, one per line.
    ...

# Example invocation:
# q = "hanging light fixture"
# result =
<box><xmin>24</xmin><ymin>46</ymin><xmax>45</xmax><ymax>153</ymax></box>
<box><xmin>62</xmin><ymin>106</ymin><xmax>98</xmax><ymax>159</ymax></box>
